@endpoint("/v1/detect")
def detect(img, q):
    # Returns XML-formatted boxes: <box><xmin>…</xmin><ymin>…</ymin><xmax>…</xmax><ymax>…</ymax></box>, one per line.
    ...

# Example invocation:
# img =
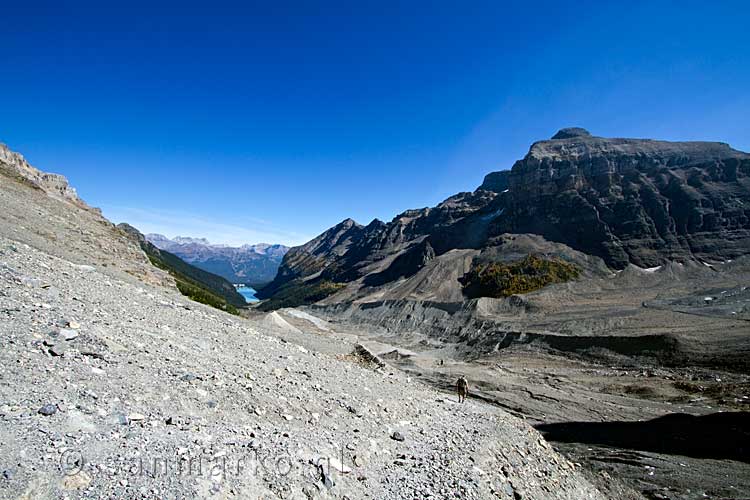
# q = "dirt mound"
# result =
<box><xmin>261</xmin><ymin>310</ymin><xmax>303</xmax><ymax>334</ymax></box>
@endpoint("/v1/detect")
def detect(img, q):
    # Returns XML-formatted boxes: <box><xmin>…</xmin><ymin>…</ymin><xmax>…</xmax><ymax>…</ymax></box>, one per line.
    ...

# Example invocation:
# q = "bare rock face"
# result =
<box><xmin>258</xmin><ymin>191</ymin><xmax>500</xmax><ymax>300</ymax></box>
<box><xmin>492</xmin><ymin>129</ymin><xmax>750</xmax><ymax>268</ymax></box>
<box><xmin>550</xmin><ymin>127</ymin><xmax>592</xmax><ymax>140</ymax></box>
<box><xmin>479</xmin><ymin>170</ymin><xmax>510</xmax><ymax>192</ymax></box>
<box><xmin>0</xmin><ymin>143</ymin><xmax>87</xmax><ymax>209</ymax></box>
<box><xmin>262</xmin><ymin>129</ymin><xmax>750</xmax><ymax>306</ymax></box>
<box><xmin>259</xmin><ymin>218</ymin><xmax>366</xmax><ymax>298</ymax></box>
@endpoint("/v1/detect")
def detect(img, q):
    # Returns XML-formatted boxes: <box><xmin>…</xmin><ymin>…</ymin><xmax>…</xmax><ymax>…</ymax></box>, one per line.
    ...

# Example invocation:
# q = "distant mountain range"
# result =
<box><xmin>146</xmin><ymin>234</ymin><xmax>289</xmax><ymax>286</ymax></box>
<box><xmin>120</xmin><ymin>225</ymin><xmax>247</xmax><ymax>312</ymax></box>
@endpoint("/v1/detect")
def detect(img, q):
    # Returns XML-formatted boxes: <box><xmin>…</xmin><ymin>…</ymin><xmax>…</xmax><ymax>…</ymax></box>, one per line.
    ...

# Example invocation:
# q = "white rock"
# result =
<box><xmin>316</xmin><ymin>456</ymin><xmax>352</xmax><ymax>474</ymax></box>
<box><xmin>60</xmin><ymin>329</ymin><xmax>78</xmax><ymax>341</ymax></box>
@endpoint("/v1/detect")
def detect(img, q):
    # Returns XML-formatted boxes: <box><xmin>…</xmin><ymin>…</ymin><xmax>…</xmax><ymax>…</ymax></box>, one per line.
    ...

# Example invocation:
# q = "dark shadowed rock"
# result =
<box><xmin>38</xmin><ymin>404</ymin><xmax>57</xmax><ymax>416</ymax></box>
<box><xmin>492</xmin><ymin>131</ymin><xmax>750</xmax><ymax>268</ymax></box>
<box><xmin>48</xmin><ymin>344</ymin><xmax>67</xmax><ymax>357</ymax></box>
<box><xmin>321</xmin><ymin>467</ymin><xmax>335</xmax><ymax>489</ymax></box>
<box><xmin>551</xmin><ymin>127</ymin><xmax>592</xmax><ymax>139</ymax></box>
<box><xmin>479</xmin><ymin>170</ymin><xmax>511</xmax><ymax>193</ymax></box>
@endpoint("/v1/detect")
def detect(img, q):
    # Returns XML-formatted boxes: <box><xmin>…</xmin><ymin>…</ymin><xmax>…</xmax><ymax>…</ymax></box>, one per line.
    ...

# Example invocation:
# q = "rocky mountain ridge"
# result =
<box><xmin>0</xmin><ymin>143</ymin><xmax>87</xmax><ymax>210</ymax></box>
<box><xmin>0</xmin><ymin>142</ymin><xmax>171</xmax><ymax>289</ymax></box>
<box><xmin>492</xmin><ymin>128</ymin><xmax>750</xmax><ymax>268</ymax></box>
<box><xmin>260</xmin><ymin>128</ymin><xmax>750</xmax><ymax>307</ymax></box>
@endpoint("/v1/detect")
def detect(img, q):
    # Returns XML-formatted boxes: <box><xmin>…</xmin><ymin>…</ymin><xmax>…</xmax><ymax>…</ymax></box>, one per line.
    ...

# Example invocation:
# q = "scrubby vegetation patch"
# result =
<box><xmin>461</xmin><ymin>254</ymin><xmax>580</xmax><ymax>298</ymax></box>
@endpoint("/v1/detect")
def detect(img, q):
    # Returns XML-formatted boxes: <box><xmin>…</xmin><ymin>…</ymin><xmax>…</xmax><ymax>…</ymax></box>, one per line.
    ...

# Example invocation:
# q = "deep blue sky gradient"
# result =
<box><xmin>2</xmin><ymin>1</ymin><xmax>748</xmax><ymax>245</ymax></box>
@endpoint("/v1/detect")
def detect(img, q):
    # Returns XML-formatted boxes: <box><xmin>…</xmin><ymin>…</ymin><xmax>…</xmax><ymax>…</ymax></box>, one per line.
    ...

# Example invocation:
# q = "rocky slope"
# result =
<box><xmin>146</xmin><ymin>234</ymin><xmax>288</xmax><ymax>286</ymax></box>
<box><xmin>0</xmin><ymin>142</ymin><xmax>610</xmax><ymax>498</ymax></box>
<box><xmin>0</xmin><ymin>236</ymin><xmax>608</xmax><ymax>500</ymax></box>
<box><xmin>261</xmin><ymin>303</ymin><xmax>750</xmax><ymax>500</ymax></box>
<box><xmin>0</xmin><ymin>144</ymin><xmax>170</xmax><ymax>289</ymax></box>
<box><xmin>260</xmin><ymin>129</ymin><xmax>750</xmax><ymax>307</ymax></box>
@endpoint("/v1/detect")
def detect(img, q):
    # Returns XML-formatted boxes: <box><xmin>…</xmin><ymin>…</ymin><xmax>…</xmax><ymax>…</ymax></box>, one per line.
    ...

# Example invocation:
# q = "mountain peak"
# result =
<box><xmin>551</xmin><ymin>127</ymin><xmax>592</xmax><ymax>140</ymax></box>
<box><xmin>145</xmin><ymin>234</ymin><xmax>289</xmax><ymax>284</ymax></box>
<box><xmin>335</xmin><ymin>218</ymin><xmax>361</xmax><ymax>229</ymax></box>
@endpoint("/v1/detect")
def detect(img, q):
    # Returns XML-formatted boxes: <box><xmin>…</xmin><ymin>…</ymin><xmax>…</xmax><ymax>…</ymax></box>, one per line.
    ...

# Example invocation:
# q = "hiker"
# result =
<box><xmin>456</xmin><ymin>375</ymin><xmax>469</xmax><ymax>403</ymax></box>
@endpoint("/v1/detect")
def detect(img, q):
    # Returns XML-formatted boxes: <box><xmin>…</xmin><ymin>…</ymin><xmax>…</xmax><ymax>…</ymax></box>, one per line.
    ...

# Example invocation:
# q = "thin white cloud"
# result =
<box><xmin>100</xmin><ymin>205</ymin><xmax>311</xmax><ymax>247</ymax></box>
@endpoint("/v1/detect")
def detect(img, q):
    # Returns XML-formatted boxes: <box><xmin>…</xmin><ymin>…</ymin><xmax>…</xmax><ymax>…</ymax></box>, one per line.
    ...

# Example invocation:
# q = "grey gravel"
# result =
<box><xmin>0</xmin><ymin>233</ymin><xmax>607</xmax><ymax>499</ymax></box>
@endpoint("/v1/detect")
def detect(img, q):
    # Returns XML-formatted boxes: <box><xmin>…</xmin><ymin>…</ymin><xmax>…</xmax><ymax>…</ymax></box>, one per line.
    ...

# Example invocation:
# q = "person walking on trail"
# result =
<box><xmin>456</xmin><ymin>375</ymin><xmax>469</xmax><ymax>403</ymax></box>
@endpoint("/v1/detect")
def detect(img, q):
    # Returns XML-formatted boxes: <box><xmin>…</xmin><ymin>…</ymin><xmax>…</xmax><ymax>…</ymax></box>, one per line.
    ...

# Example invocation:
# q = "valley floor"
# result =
<box><xmin>256</xmin><ymin>293</ymin><xmax>750</xmax><ymax>500</ymax></box>
<box><xmin>0</xmin><ymin>235</ymin><xmax>605</xmax><ymax>500</ymax></box>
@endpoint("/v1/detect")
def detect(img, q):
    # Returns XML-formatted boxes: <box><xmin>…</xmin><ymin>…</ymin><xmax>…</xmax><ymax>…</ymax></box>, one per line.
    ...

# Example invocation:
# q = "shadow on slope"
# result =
<box><xmin>536</xmin><ymin>412</ymin><xmax>750</xmax><ymax>463</ymax></box>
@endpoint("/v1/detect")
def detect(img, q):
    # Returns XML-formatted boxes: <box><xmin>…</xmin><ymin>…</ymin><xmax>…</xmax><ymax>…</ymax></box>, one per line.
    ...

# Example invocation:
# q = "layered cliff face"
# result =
<box><xmin>261</xmin><ymin>129</ymin><xmax>750</xmax><ymax>307</ymax></box>
<box><xmin>492</xmin><ymin>128</ymin><xmax>750</xmax><ymax>268</ymax></box>
<box><xmin>0</xmin><ymin>143</ymin><xmax>88</xmax><ymax>209</ymax></box>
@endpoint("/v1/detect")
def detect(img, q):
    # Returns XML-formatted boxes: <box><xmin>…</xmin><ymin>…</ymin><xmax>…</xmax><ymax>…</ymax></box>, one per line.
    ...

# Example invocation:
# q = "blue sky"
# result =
<box><xmin>2</xmin><ymin>1</ymin><xmax>748</xmax><ymax>246</ymax></box>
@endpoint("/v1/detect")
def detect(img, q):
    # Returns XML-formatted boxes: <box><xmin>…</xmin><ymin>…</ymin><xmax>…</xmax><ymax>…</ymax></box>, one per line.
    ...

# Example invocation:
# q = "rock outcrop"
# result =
<box><xmin>0</xmin><ymin>143</ymin><xmax>87</xmax><ymax>209</ymax></box>
<box><xmin>492</xmin><ymin>128</ymin><xmax>750</xmax><ymax>268</ymax></box>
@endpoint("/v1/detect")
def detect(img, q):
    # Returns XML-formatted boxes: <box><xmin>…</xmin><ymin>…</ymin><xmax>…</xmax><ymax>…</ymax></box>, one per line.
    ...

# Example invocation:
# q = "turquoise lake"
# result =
<box><xmin>236</xmin><ymin>285</ymin><xmax>259</xmax><ymax>303</ymax></box>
